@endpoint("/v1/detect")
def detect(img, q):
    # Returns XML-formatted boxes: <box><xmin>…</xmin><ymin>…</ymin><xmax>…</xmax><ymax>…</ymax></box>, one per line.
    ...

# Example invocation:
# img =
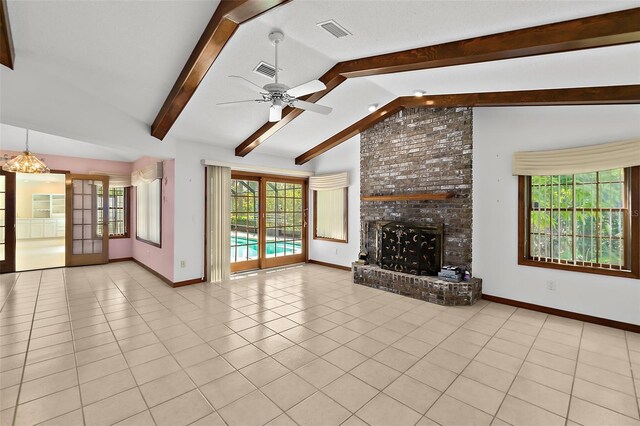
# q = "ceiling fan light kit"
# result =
<box><xmin>218</xmin><ymin>31</ymin><xmax>333</xmax><ymax>122</ymax></box>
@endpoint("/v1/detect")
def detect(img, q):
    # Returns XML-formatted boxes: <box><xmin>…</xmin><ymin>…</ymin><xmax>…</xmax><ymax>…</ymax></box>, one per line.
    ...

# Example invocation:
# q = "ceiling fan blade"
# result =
<box><xmin>269</xmin><ymin>105</ymin><xmax>283</xmax><ymax>122</ymax></box>
<box><xmin>287</xmin><ymin>80</ymin><xmax>326</xmax><ymax>98</ymax></box>
<box><xmin>292</xmin><ymin>100</ymin><xmax>332</xmax><ymax>115</ymax></box>
<box><xmin>228</xmin><ymin>75</ymin><xmax>265</xmax><ymax>93</ymax></box>
<box><xmin>217</xmin><ymin>99</ymin><xmax>262</xmax><ymax>107</ymax></box>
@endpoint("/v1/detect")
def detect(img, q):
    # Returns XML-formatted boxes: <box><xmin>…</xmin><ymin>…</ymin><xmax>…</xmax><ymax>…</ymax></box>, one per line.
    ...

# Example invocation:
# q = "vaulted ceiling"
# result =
<box><xmin>1</xmin><ymin>1</ymin><xmax>638</xmax><ymax>163</ymax></box>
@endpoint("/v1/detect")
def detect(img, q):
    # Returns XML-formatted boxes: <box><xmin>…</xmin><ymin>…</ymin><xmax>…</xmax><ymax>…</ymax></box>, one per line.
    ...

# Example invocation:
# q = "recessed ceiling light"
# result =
<box><xmin>414</xmin><ymin>90</ymin><xmax>426</xmax><ymax>97</ymax></box>
<box><xmin>368</xmin><ymin>104</ymin><xmax>378</xmax><ymax>112</ymax></box>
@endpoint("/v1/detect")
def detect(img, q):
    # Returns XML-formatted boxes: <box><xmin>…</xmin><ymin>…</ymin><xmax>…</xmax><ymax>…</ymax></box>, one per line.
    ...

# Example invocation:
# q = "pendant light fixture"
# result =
<box><xmin>2</xmin><ymin>130</ymin><xmax>50</xmax><ymax>174</ymax></box>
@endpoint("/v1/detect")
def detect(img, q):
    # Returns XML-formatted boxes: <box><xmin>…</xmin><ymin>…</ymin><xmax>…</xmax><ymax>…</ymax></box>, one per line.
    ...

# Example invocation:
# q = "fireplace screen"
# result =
<box><xmin>378</xmin><ymin>222</ymin><xmax>443</xmax><ymax>276</ymax></box>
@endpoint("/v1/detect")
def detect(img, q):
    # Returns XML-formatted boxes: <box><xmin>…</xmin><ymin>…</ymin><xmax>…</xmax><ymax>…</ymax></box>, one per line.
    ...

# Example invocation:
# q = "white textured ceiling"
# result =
<box><xmin>1</xmin><ymin>0</ymin><xmax>639</xmax><ymax>163</ymax></box>
<box><xmin>0</xmin><ymin>0</ymin><xmax>218</xmax><ymax>158</ymax></box>
<box><xmin>1</xmin><ymin>123</ymin><xmax>140</xmax><ymax>162</ymax></box>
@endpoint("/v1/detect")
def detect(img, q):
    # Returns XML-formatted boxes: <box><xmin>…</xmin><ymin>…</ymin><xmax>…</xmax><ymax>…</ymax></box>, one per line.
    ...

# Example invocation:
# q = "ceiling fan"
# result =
<box><xmin>217</xmin><ymin>31</ymin><xmax>332</xmax><ymax>122</ymax></box>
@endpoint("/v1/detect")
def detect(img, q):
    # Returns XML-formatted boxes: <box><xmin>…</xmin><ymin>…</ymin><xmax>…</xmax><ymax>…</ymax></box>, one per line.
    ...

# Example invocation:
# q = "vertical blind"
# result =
<box><xmin>316</xmin><ymin>189</ymin><xmax>346</xmax><ymax>241</ymax></box>
<box><xmin>207</xmin><ymin>165</ymin><xmax>231</xmax><ymax>282</ymax></box>
<box><xmin>311</xmin><ymin>172</ymin><xmax>349</xmax><ymax>242</ymax></box>
<box><xmin>132</xmin><ymin>162</ymin><xmax>163</xmax><ymax>245</ymax></box>
<box><xmin>136</xmin><ymin>179</ymin><xmax>161</xmax><ymax>245</ymax></box>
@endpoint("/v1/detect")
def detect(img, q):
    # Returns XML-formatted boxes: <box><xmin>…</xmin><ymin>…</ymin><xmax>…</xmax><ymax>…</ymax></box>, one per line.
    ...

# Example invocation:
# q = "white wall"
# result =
<box><xmin>473</xmin><ymin>105</ymin><xmax>640</xmax><ymax>324</ymax></box>
<box><xmin>308</xmin><ymin>135</ymin><xmax>361</xmax><ymax>267</ymax></box>
<box><xmin>172</xmin><ymin>140</ymin><xmax>314</xmax><ymax>282</ymax></box>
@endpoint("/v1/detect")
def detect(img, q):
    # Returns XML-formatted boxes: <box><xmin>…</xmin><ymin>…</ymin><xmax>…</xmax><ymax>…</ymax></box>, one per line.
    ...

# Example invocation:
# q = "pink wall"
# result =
<box><xmin>130</xmin><ymin>157</ymin><xmax>175</xmax><ymax>282</ymax></box>
<box><xmin>2</xmin><ymin>151</ymin><xmax>177</xmax><ymax>282</ymax></box>
<box><xmin>1</xmin><ymin>150</ymin><xmax>133</xmax><ymax>259</ymax></box>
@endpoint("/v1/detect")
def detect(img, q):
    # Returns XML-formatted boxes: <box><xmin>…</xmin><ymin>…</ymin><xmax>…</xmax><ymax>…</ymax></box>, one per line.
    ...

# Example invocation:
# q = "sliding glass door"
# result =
<box><xmin>231</xmin><ymin>177</ymin><xmax>260</xmax><ymax>272</ymax></box>
<box><xmin>230</xmin><ymin>173</ymin><xmax>307</xmax><ymax>272</ymax></box>
<box><xmin>263</xmin><ymin>180</ymin><xmax>305</xmax><ymax>268</ymax></box>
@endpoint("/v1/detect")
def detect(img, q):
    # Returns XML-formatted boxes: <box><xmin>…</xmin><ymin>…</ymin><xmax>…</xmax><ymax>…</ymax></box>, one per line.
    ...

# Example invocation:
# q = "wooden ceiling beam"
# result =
<box><xmin>237</xmin><ymin>7</ymin><xmax>640</xmax><ymax>157</ymax></box>
<box><xmin>151</xmin><ymin>0</ymin><xmax>291</xmax><ymax>141</ymax></box>
<box><xmin>0</xmin><ymin>0</ymin><xmax>14</xmax><ymax>69</ymax></box>
<box><xmin>294</xmin><ymin>85</ymin><xmax>640</xmax><ymax>165</ymax></box>
<box><xmin>338</xmin><ymin>8</ymin><xmax>640</xmax><ymax>78</ymax></box>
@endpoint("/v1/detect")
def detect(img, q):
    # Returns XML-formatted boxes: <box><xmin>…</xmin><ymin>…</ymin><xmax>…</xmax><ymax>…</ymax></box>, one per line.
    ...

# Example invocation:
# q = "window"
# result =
<box><xmin>97</xmin><ymin>187</ymin><xmax>129</xmax><ymax>238</ymax></box>
<box><xmin>136</xmin><ymin>179</ymin><xmax>161</xmax><ymax>246</ymax></box>
<box><xmin>313</xmin><ymin>188</ymin><xmax>348</xmax><ymax>243</ymax></box>
<box><xmin>519</xmin><ymin>167</ymin><xmax>639</xmax><ymax>278</ymax></box>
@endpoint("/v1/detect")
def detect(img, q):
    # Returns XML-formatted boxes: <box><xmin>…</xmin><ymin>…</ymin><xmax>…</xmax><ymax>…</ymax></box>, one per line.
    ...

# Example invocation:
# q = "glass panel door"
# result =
<box><xmin>263</xmin><ymin>179</ymin><xmax>306</xmax><ymax>268</ymax></box>
<box><xmin>66</xmin><ymin>174</ymin><xmax>109</xmax><ymax>266</ymax></box>
<box><xmin>230</xmin><ymin>177</ymin><xmax>260</xmax><ymax>272</ymax></box>
<box><xmin>228</xmin><ymin>174</ymin><xmax>307</xmax><ymax>272</ymax></box>
<box><xmin>0</xmin><ymin>171</ymin><xmax>16</xmax><ymax>273</ymax></box>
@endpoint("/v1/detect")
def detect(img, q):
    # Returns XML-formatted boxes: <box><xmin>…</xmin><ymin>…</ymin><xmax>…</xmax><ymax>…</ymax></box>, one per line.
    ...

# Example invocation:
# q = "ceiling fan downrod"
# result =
<box><xmin>269</xmin><ymin>31</ymin><xmax>284</xmax><ymax>85</ymax></box>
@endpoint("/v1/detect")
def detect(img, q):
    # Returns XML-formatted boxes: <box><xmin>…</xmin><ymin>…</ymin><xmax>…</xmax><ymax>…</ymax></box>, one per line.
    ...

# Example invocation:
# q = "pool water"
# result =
<box><xmin>231</xmin><ymin>236</ymin><xmax>301</xmax><ymax>258</ymax></box>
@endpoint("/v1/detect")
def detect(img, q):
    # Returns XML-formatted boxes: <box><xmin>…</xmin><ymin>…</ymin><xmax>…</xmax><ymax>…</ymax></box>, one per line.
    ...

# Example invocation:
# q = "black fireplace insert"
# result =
<box><xmin>377</xmin><ymin>222</ymin><xmax>443</xmax><ymax>276</ymax></box>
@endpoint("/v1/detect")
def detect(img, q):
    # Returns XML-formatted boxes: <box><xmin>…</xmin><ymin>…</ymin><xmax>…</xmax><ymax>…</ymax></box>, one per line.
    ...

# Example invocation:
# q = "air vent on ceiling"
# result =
<box><xmin>253</xmin><ymin>61</ymin><xmax>277</xmax><ymax>79</ymax></box>
<box><xmin>317</xmin><ymin>19</ymin><xmax>352</xmax><ymax>38</ymax></box>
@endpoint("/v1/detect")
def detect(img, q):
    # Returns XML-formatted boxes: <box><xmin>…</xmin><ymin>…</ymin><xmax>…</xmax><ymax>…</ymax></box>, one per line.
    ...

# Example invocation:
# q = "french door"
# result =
<box><xmin>231</xmin><ymin>173</ymin><xmax>307</xmax><ymax>272</ymax></box>
<box><xmin>0</xmin><ymin>171</ymin><xmax>16</xmax><ymax>273</ymax></box>
<box><xmin>66</xmin><ymin>174</ymin><xmax>109</xmax><ymax>266</ymax></box>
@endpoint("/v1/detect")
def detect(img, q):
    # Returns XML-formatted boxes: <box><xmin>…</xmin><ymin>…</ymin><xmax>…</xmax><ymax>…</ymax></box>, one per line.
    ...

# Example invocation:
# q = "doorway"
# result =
<box><xmin>15</xmin><ymin>172</ymin><xmax>66</xmax><ymax>271</ymax></box>
<box><xmin>231</xmin><ymin>173</ymin><xmax>307</xmax><ymax>273</ymax></box>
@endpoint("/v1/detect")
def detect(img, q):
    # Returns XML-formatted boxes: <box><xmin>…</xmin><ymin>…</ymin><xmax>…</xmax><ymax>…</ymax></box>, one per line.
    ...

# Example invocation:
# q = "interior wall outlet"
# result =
<box><xmin>180</xmin><ymin>260</ymin><xmax>186</xmax><ymax>268</ymax></box>
<box><xmin>546</xmin><ymin>280</ymin><xmax>556</xmax><ymax>291</ymax></box>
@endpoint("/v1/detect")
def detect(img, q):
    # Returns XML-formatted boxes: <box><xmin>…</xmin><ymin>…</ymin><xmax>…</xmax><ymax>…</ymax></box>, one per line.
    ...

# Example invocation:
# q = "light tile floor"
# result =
<box><xmin>15</xmin><ymin>237</ymin><xmax>65</xmax><ymax>272</ymax></box>
<box><xmin>1</xmin><ymin>262</ymin><xmax>639</xmax><ymax>426</ymax></box>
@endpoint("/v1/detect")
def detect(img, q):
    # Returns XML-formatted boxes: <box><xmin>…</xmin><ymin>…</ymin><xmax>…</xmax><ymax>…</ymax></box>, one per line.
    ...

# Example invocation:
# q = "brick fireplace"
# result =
<box><xmin>355</xmin><ymin>107</ymin><xmax>481</xmax><ymax>305</ymax></box>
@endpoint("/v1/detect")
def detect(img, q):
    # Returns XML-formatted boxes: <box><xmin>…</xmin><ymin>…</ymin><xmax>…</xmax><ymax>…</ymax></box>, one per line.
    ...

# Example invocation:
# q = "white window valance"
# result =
<box><xmin>132</xmin><ymin>162</ymin><xmax>163</xmax><ymax>186</ymax></box>
<box><xmin>89</xmin><ymin>171</ymin><xmax>131</xmax><ymax>188</ymax></box>
<box><xmin>309</xmin><ymin>172</ymin><xmax>349</xmax><ymax>191</ymax></box>
<box><xmin>512</xmin><ymin>139</ymin><xmax>640</xmax><ymax>176</ymax></box>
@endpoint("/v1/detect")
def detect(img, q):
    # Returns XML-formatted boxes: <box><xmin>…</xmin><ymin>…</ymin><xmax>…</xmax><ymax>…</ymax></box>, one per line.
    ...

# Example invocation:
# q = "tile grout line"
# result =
<box><xmin>563</xmin><ymin>318</ymin><xmax>585</xmax><ymax>426</ymax></box>
<box><xmin>392</xmin><ymin>302</ymin><xmax>516</xmax><ymax>423</ymax></box>
<box><xmin>250</xmin><ymin>272</ymin><xmax>401</xmax><ymax>424</ymax></box>
<box><xmin>477</xmin><ymin>306</ymin><xmax>548</xmax><ymax>424</ymax></box>
<box><xmin>0</xmin><ymin>271</ymin><xmax>22</xmax><ymax>424</ymax></box>
<box><xmin>11</xmin><ymin>271</ymin><xmax>43</xmax><ymax>426</ymax></box>
<box><xmin>323</xmin><ymin>312</ymin><xmax>459</xmax><ymax>424</ymax></box>
<box><xmin>0</xmin><ymin>273</ymin><xmax>20</xmax><ymax>313</ymax></box>
<box><xmin>187</xmin><ymin>270</ymin><xmax>386</xmax><ymax>423</ymax></box>
<box><xmin>60</xmin><ymin>267</ymin><xmax>88</xmax><ymax>426</ymax></box>
<box><xmin>96</xmin><ymin>264</ymin><xmax>218</xmax><ymax>424</ymax></box>
<box><xmin>624</xmin><ymin>332</ymin><xmax>640</xmax><ymax>420</ymax></box>
<box><xmin>172</xmin><ymin>271</ymin><xmax>354</xmax><ymax>423</ymax></box>
<box><xmin>564</xmin><ymin>328</ymin><xmax>640</xmax><ymax>421</ymax></box>
<box><xmin>65</xmin><ymin>267</ymin><xmax>152</xmax><ymax>417</ymax></box>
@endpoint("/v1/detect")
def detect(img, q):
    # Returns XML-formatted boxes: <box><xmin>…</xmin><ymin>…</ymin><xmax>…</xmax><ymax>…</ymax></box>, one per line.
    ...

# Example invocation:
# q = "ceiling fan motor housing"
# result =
<box><xmin>263</xmin><ymin>83</ymin><xmax>290</xmax><ymax>93</ymax></box>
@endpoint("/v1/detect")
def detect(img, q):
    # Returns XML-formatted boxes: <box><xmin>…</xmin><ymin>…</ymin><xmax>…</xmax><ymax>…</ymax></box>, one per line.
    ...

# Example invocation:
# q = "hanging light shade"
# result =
<box><xmin>2</xmin><ymin>130</ymin><xmax>50</xmax><ymax>174</ymax></box>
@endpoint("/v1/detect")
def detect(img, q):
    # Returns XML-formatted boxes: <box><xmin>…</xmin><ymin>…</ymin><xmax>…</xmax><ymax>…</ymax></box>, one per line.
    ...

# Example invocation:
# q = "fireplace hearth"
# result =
<box><xmin>356</xmin><ymin>220</ymin><xmax>480</xmax><ymax>306</ymax></box>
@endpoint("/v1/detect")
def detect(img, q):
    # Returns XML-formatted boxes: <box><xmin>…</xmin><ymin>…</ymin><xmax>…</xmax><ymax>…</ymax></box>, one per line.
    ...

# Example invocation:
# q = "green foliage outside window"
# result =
<box><xmin>96</xmin><ymin>187</ymin><xmax>128</xmax><ymax>237</ymax></box>
<box><xmin>529</xmin><ymin>168</ymin><xmax>626</xmax><ymax>267</ymax></box>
